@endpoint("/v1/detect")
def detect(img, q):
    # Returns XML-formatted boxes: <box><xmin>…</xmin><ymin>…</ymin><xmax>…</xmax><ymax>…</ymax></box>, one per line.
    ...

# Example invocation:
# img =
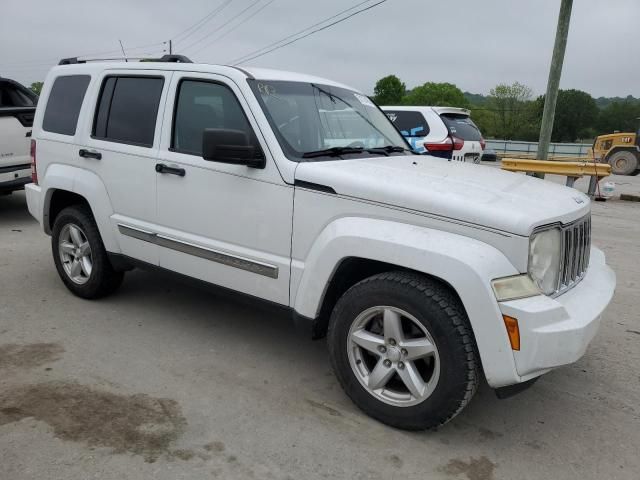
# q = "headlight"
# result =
<box><xmin>528</xmin><ymin>227</ymin><xmax>562</xmax><ymax>295</ymax></box>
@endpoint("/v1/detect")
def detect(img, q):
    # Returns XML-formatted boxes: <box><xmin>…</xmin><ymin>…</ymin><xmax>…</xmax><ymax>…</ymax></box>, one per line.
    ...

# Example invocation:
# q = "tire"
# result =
<box><xmin>328</xmin><ymin>271</ymin><xmax>479</xmax><ymax>430</ymax></box>
<box><xmin>608</xmin><ymin>150</ymin><xmax>639</xmax><ymax>175</ymax></box>
<box><xmin>51</xmin><ymin>205</ymin><xmax>124</xmax><ymax>299</ymax></box>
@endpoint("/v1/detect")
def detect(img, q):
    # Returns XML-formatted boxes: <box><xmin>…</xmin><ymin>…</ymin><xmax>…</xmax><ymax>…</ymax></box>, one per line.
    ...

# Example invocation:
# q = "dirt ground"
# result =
<box><xmin>1</xmin><ymin>170</ymin><xmax>639</xmax><ymax>480</ymax></box>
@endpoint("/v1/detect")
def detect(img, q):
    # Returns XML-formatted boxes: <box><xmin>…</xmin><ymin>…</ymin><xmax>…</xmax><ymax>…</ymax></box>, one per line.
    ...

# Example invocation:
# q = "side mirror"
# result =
<box><xmin>202</xmin><ymin>128</ymin><xmax>265</xmax><ymax>168</ymax></box>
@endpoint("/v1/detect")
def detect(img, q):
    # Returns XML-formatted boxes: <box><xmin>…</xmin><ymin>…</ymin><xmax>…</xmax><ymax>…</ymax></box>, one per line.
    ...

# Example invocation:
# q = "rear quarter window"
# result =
<box><xmin>42</xmin><ymin>75</ymin><xmax>91</xmax><ymax>135</ymax></box>
<box><xmin>93</xmin><ymin>76</ymin><xmax>164</xmax><ymax>147</ymax></box>
<box><xmin>384</xmin><ymin>110</ymin><xmax>430</xmax><ymax>137</ymax></box>
<box><xmin>440</xmin><ymin>114</ymin><xmax>481</xmax><ymax>141</ymax></box>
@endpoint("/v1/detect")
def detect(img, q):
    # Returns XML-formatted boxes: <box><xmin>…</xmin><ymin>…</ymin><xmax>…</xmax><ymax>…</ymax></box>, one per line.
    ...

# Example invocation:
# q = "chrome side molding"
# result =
<box><xmin>117</xmin><ymin>224</ymin><xmax>279</xmax><ymax>279</ymax></box>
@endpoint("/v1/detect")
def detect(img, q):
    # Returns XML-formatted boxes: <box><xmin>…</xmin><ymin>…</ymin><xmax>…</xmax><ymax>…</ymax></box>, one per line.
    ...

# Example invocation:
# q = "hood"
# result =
<box><xmin>294</xmin><ymin>155</ymin><xmax>590</xmax><ymax>236</ymax></box>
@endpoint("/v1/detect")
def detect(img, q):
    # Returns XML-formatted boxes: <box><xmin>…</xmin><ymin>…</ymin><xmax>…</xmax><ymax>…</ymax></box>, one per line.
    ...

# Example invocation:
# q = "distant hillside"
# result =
<box><xmin>595</xmin><ymin>95</ymin><xmax>640</xmax><ymax>108</ymax></box>
<box><xmin>463</xmin><ymin>92</ymin><xmax>487</xmax><ymax>105</ymax></box>
<box><xmin>464</xmin><ymin>91</ymin><xmax>639</xmax><ymax>108</ymax></box>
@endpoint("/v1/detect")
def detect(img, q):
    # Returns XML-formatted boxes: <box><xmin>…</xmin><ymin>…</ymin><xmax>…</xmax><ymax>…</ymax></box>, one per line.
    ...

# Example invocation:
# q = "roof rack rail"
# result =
<box><xmin>58</xmin><ymin>57</ymin><xmax>84</xmax><ymax>65</ymax></box>
<box><xmin>58</xmin><ymin>54</ymin><xmax>193</xmax><ymax>66</ymax></box>
<box><xmin>152</xmin><ymin>54</ymin><xmax>193</xmax><ymax>63</ymax></box>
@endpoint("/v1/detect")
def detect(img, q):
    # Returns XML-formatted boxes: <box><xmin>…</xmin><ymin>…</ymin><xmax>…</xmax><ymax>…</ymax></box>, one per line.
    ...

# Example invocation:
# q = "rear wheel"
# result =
<box><xmin>328</xmin><ymin>271</ymin><xmax>479</xmax><ymax>430</ymax></box>
<box><xmin>52</xmin><ymin>205</ymin><xmax>124</xmax><ymax>299</ymax></box>
<box><xmin>608</xmin><ymin>150</ymin><xmax>639</xmax><ymax>175</ymax></box>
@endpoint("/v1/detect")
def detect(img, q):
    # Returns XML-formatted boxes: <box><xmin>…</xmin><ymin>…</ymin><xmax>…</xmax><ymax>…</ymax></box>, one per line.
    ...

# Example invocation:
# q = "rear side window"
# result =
<box><xmin>440</xmin><ymin>114</ymin><xmax>482</xmax><ymax>141</ymax></box>
<box><xmin>172</xmin><ymin>80</ymin><xmax>253</xmax><ymax>156</ymax></box>
<box><xmin>0</xmin><ymin>80</ymin><xmax>37</xmax><ymax>107</ymax></box>
<box><xmin>93</xmin><ymin>76</ymin><xmax>164</xmax><ymax>147</ymax></box>
<box><xmin>42</xmin><ymin>75</ymin><xmax>90</xmax><ymax>135</ymax></box>
<box><xmin>385</xmin><ymin>110</ymin><xmax>430</xmax><ymax>137</ymax></box>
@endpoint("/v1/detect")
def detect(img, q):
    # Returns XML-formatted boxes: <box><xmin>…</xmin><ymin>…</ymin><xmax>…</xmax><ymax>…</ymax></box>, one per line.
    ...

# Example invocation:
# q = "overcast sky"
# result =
<box><xmin>1</xmin><ymin>0</ymin><xmax>638</xmax><ymax>98</ymax></box>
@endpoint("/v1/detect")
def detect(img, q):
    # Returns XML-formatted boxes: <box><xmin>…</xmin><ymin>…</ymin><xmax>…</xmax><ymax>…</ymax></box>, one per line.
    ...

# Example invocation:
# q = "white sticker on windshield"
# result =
<box><xmin>354</xmin><ymin>93</ymin><xmax>375</xmax><ymax>107</ymax></box>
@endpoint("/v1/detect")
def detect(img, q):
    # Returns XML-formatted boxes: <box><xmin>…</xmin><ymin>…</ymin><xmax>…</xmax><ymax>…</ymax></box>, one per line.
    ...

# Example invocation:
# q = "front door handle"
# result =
<box><xmin>155</xmin><ymin>163</ymin><xmax>186</xmax><ymax>177</ymax></box>
<box><xmin>79</xmin><ymin>149</ymin><xmax>102</xmax><ymax>160</ymax></box>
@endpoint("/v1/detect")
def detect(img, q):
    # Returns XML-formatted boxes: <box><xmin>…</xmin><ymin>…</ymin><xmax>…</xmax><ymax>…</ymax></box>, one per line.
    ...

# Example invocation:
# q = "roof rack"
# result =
<box><xmin>58</xmin><ymin>54</ymin><xmax>193</xmax><ymax>65</ymax></box>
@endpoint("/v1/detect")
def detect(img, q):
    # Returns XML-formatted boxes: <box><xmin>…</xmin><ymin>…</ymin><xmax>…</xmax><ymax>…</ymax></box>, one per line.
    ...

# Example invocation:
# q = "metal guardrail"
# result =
<box><xmin>501</xmin><ymin>158</ymin><xmax>611</xmax><ymax>197</ymax></box>
<box><xmin>487</xmin><ymin>140</ymin><xmax>593</xmax><ymax>157</ymax></box>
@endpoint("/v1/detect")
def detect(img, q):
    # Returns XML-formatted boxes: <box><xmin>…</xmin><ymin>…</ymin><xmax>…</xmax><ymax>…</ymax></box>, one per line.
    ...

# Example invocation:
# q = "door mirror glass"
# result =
<box><xmin>202</xmin><ymin>128</ymin><xmax>265</xmax><ymax>168</ymax></box>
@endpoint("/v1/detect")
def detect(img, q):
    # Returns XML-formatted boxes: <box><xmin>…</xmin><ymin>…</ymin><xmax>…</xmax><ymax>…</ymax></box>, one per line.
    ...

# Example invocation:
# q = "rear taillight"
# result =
<box><xmin>452</xmin><ymin>136</ymin><xmax>464</xmax><ymax>151</ymax></box>
<box><xmin>424</xmin><ymin>135</ymin><xmax>464</xmax><ymax>154</ymax></box>
<box><xmin>30</xmin><ymin>139</ymin><xmax>38</xmax><ymax>185</ymax></box>
<box><xmin>424</xmin><ymin>137</ymin><xmax>454</xmax><ymax>151</ymax></box>
<box><xmin>480</xmin><ymin>137</ymin><xmax>486</xmax><ymax>150</ymax></box>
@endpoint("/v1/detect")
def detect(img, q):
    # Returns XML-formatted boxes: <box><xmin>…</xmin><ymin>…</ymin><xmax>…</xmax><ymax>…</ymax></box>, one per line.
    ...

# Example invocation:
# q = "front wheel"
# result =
<box><xmin>51</xmin><ymin>205</ymin><xmax>124</xmax><ymax>299</ymax></box>
<box><xmin>328</xmin><ymin>271</ymin><xmax>479</xmax><ymax>430</ymax></box>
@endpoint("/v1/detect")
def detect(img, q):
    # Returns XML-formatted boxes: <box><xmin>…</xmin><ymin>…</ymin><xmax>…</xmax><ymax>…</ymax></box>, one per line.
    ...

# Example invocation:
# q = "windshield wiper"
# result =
<box><xmin>302</xmin><ymin>145</ymin><xmax>415</xmax><ymax>159</ymax></box>
<box><xmin>302</xmin><ymin>146</ymin><xmax>366</xmax><ymax>158</ymax></box>
<box><xmin>366</xmin><ymin>145</ymin><xmax>416</xmax><ymax>156</ymax></box>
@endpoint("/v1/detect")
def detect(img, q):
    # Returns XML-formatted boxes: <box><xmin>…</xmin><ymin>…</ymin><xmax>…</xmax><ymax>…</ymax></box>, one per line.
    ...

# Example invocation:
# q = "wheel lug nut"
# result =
<box><xmin>398</xmin><ymin>362</ymin><xmax>405</xmax><ymax>369</ymax></box>
<box><xmin>401</xmin><ymin>348</ymin><xmax>408</xmax><ymax>356</ymax></box>
<box><xmin>388</xmin><ymin>338</ymin><xmax>396</xmax><ymax>346</ymax></box>
<box><xmin>383</xmin><ymin>359</ymin><xmax>392</xmax><ymax>368</ymax></box>
<box><xmin>378</xmin><ymin>346</ymin><xmax>387</xmax><ymax>354</ymax></box>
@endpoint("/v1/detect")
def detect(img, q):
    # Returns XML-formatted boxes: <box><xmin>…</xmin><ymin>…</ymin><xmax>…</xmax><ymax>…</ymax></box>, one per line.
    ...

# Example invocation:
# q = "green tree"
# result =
<box><xmin>29</xmin><ymin>82</ymin><xmax>43</xmax><ymax>96</ymax></box>
<box><xmin>373</xmin><ymin>75</ymin><xmax>405</xmax><ymax>105</ymax></box>
<box><xmin>469</xmin><ymin>107</ymin><xmax>498</xmax><ymax>138</ymax></box>
<box><xmin>402</xmin><ymin>82</ymin><xmax>469</xmax><ymax>108</ymax></box>
<box><xmin>597</xmin><ymin>100</ymin><xmax>640</xmax><ymax>134</ymax></box>
<box><xmin>535</xmin><ymin>89</ymin><xmax>598</xmax><ymax>142</ymax></box>
<box><xmin>487</xmin><ymin>82</ymin><xmax>533</xmax><ymax>139</ymax></box>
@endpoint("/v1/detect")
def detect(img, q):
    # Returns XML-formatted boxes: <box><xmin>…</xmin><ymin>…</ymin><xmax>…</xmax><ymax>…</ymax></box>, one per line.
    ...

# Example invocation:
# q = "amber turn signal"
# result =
<box><xmin>503</xmin><ymin>315</ymin><xmax>520</xmax><ymax>351</ymax></box>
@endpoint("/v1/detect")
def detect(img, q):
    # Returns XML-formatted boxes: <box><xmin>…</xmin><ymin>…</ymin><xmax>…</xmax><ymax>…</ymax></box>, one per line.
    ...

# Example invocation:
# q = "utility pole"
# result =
<box><xmin>536</xmin><ymin>0</ymin><xmax>573</xmax><ymax>171</ymax></box>
<box><xmin>169</xmin><ymin>40</ymin><xmax>173</xmax><ymax>55</ymax></box>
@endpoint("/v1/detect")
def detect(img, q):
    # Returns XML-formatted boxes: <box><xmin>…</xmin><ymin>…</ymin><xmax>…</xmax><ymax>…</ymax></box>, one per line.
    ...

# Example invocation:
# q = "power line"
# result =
<box><xmin>2</xmin><ymin>41</ymin><xmax>167</xmax><ymax>68</ymax></box>
<box><xmin>170</xmin><ymin>0</ymin><xmax>234</xmax><ymax>44</ymax></box>
<box><xmin>180</xmin><ymin>0</ymin><xmax>262</xmax><ymax>53</ymax></box>
<box><xmin>229</xmin><ymin>0</ymin><xmax>376</xmax><ymax>65</ymax></box>
<box><xmin>2</xmin><ymin>50</ymin><xmax>169</xmax><ymax>75</ymax></box>
<box><xmin>3</xmin><ymin>3</ymin><xmax>235</xmax><ymax>67</ymax></box>
<box><xmin>189</xmin><ymin>0</ymin><xmax>276</xmax><ymax>57</ymax></box>
<box><xmin>77</xmin><ymin>41</ymin><xmax>168</xmax><ymax>58</ymax></box>
<box><xmin>233</xmin><ymin>0</ymin><xmax>386</xmax><ymax>64</ymax></box>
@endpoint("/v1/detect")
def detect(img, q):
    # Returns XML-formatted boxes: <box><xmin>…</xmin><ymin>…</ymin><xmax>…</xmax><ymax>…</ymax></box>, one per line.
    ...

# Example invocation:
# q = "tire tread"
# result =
<box><xmin>328</xmin><ymin>270</ymin><xmax>479</xmax><ymax>430</ymax></box>
<box><xmin>51</xmin><ymin>205</ymin><xmax>123</xmax><ymax>299</ymax></box>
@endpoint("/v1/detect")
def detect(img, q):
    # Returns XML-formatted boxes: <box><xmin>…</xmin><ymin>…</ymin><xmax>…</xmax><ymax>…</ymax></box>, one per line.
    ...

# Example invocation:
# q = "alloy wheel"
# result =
<box><xmin>347</xmin><ymin>306</ymin><xmax>440</xmax><ymax>407</ymax></box>
<box><xmin>58</xmin><ymin>223</ymin><xmax>93</xmax><ymax>285</ymax></box>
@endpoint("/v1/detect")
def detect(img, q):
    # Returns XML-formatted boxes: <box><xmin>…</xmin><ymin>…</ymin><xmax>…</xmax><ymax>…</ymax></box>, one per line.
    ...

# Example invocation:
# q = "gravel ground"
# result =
<box><xmin>1</xmin><ymin>170</ymin><xmax>639</xmax><ymax>480</ymax></box>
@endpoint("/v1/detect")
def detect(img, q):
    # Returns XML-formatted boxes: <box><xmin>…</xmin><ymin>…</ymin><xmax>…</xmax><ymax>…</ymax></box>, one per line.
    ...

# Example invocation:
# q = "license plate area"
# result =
<box><xmin>464</xmin><ymin>153</ymin><xmax>480</xmax><ymax>164</ymax></box>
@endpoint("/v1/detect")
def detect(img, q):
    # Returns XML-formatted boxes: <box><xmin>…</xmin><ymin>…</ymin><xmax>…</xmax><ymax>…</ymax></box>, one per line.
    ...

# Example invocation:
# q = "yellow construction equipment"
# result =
<box><xmin>501</xmin><ymin>158</ymin><xmax>611</xmax><ymax>197</ymax></box>
<box><xmin>592</xmin><ymin>123</ymin><xmax>640</xmax><ymax>175</ymax></box>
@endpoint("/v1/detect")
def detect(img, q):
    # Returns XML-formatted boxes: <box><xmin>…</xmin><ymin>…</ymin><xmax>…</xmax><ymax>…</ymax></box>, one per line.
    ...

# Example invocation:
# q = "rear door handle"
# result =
<box><xmin>155</xmin><ymin>163</ymin><xmax>186</xmax><ymax>177</ymax></box>
<box><xmin>79</xmin><ymin>149</ymin><xmax>102</xmax><ymax>160</ymax></box>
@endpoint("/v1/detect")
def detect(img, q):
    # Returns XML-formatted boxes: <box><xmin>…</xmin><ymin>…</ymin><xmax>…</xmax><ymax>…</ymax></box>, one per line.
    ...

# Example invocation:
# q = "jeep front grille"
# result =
<box><xmin>556</xmin><ymin>215</ymin><xmax>591</xmax><ymax>294</ymax></box>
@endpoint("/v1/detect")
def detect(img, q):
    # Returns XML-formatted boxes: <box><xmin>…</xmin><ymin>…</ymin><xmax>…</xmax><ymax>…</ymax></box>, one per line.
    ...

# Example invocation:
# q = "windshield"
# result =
<box><xmin>248</xmin><ymin>79</ymin><xmax>410</xmax><ymax>160</ymax></box>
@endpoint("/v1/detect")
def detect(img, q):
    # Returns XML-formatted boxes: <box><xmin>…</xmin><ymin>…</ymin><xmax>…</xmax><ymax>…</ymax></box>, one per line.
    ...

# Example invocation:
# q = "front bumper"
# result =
<box><xmin>499</xmin><ymin>246</ymin><xmax>615</xmax><ymax>380</ymax></box>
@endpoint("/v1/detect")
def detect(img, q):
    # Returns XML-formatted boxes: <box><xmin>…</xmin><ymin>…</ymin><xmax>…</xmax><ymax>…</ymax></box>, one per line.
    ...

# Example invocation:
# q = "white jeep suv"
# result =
<box><xmin>25</xmin><ymin>56</ymin><xmax>615</xmax><ymax>430</ymax></box>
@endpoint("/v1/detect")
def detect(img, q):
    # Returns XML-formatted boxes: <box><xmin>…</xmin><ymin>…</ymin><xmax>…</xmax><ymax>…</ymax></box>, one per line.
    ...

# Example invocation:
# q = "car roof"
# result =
<box><xmin>46</xmin><ymin>62</ymin><xmax>359</xmax><ymax>92</ymax></box>
<box><xmin>381</xmin><ymin>105</ymin><xmax>471</xmax><ymax>117</ymax></box>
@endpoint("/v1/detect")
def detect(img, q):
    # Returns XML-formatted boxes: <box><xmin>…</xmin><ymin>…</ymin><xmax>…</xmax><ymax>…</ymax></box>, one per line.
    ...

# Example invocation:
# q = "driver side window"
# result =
<box><xmin>172</xmin><ymin>80</ymin><xmax>253</xmax><ymax>156</ymax></box>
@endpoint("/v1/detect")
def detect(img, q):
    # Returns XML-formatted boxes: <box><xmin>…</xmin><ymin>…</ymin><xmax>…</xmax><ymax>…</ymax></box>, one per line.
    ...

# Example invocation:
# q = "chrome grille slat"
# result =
<box><xmin>554</xmin><ymin>214</ymin><xmax>591</xmax><ymax>295</ymax></box>
<box><xmin>562</xmin><ymin>230</ymin><xmax>570</xmax><ymax>285</ymax></box>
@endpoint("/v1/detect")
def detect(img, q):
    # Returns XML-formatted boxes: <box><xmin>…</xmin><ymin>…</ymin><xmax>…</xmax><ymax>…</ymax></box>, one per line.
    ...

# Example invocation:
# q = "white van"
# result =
<box><xmin>382</xmin><ymin>106</ymin><xmax>484</xmax><ymax>163</ymax></box>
